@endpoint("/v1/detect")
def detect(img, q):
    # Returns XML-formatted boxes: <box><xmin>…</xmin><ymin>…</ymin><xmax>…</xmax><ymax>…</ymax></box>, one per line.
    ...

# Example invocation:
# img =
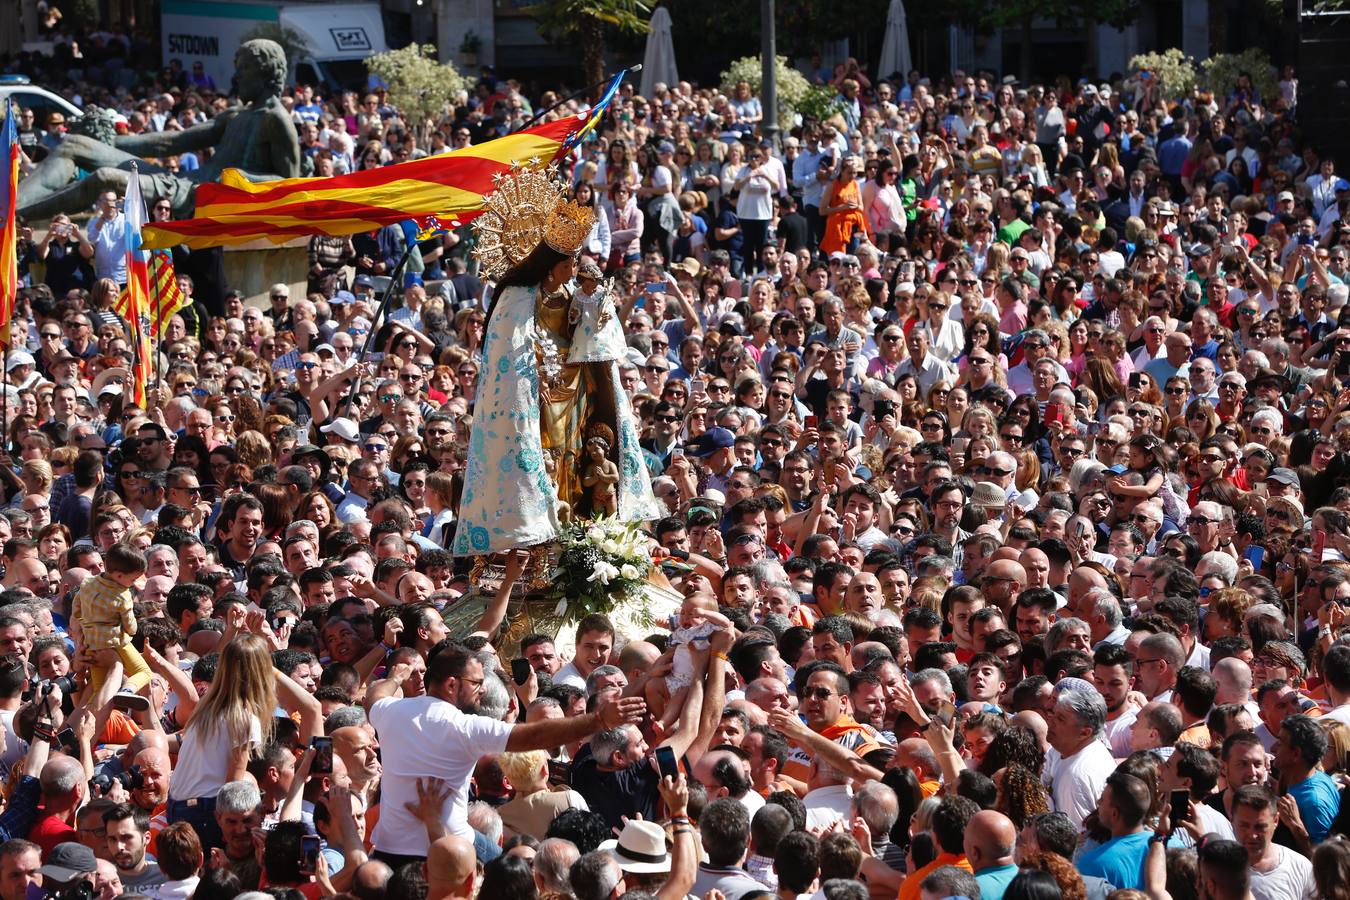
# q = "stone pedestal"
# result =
<box><xmin>221</xmin><ymin>238</ymin><xmax>309</xmax><ymax>305</ymax></box>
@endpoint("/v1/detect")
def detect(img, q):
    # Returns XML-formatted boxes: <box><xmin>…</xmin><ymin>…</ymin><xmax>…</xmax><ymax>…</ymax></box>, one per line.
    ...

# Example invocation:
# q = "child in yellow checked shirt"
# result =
<box><xmin>71</xmin><ymin>544</ymin><xmax>154</xmax><ymax>692</ymax></box>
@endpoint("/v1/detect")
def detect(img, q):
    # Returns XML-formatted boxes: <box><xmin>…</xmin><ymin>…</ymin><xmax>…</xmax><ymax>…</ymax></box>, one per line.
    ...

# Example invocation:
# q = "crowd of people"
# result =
<box><xmin>0</xmin><ymin>17</ymin><xmax>1347</xmax><ymax>900</ymax></box>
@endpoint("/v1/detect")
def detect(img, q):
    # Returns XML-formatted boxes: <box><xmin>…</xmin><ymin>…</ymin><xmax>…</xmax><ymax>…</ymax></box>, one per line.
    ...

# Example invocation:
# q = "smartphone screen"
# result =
<box><xmin>655</xmin><ymin>745</ymin><xmax>680</xmax><ymax>780</ymax></box>
<box><xmin>511</xmin><ymin>658</ymin><xmax>532</xmax><ymax>686</ymax></box>
<box><xmin>299</xmin><ymin>834</ymin><xmax>322</xmax><ymax>875</ymax></box>
<box><xmin>311</xmin><ymin>736</ymin><xmax>333</xmax><ymax>775</ymax></box>
<box><xmin>690</xmin><ymin>377</ymin><xmax>707</xmax><ymax>395</ymax></box>
<box><xmin>1244</xmin><ymin>545</ymin><xmax>1265</xmax><ymax>569</ymax></box>
<box><xmin>645</xmin><ymin>282</ymin><xmax>666</xmax><ymax>293</ymax></box>
<box><xmin>1170</xmin><ymin>790</ymin><xmax>1191</xmax><ymax>825</ymax></box>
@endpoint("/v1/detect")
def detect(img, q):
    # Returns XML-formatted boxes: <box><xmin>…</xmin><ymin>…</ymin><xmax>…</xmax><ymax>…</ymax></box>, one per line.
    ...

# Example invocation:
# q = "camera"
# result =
<box><xmin>46</xmin><ymin>884</ymin><xmax>93</xmax><ymax>900</ymax></box>
<box><xmin>23</xmin><ymin>673</ymin><xmax>77</xmax><ymax>702</ymax></box>
<box><xmin>89</xmin><ymin>763</ymin><xmax>144</xmax><ymax>796</ymax></box>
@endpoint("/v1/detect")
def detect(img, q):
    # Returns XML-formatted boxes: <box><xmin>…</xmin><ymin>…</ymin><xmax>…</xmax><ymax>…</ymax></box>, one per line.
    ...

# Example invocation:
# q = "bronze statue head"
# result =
<box><xmin>235</xmin><ymin>39</ymin><xmax>288</xmax><ymax>102</ymax></box>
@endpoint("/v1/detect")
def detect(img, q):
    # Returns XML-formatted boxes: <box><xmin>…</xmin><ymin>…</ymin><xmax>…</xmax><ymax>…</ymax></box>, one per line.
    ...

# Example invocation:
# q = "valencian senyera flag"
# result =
<box><xmin>122</xmin><ymin>170</ymin><xmax>153</xmax><ymax>407</ymax></box>
<box><xmin>141</xmin><ymin>96</ymin><xmax>623</xmax><ymax>252</ymax></box>
<box><xmin>0</xmin><ymin>101</ymin><xmax>19</xmax><ymax>348</ymax></box>
<box><xmin>116</xmin><ymin>250</ymin><xmax>187</xmax><ymax>339</ymax></box>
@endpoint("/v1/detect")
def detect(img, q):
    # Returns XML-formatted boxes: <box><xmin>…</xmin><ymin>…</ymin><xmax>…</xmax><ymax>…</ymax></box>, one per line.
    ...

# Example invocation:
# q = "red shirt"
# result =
<box><xmin>28</xmin><ymin>811</ymin><xmax>76</xmax><ymax>856</ymax></box>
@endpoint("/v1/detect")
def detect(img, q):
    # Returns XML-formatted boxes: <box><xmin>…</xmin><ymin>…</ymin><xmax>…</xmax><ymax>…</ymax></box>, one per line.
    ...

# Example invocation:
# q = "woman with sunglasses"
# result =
<box><xmin>1264</xmin><ymin>497</ymin><xmax>1304</xmax><ymax>542</ymax></box>
<box><xmin>866</xmin><ymin>325</ymin><xmax>907</xmax><ymax>385</ymax></box>
<box><xmin>918</xmin><ymin>410</ymin><xmax>952</xmax><ymax>446</ymax></box>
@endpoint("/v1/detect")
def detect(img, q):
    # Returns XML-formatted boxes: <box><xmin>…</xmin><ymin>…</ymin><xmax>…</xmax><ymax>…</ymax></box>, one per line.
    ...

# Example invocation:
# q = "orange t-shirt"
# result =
<box><xmin>100</xmin><ymin>710</ymin><xmax>140</xmax><ymax>745</ymax></box>
<box><xmin>897</xmin><ymin>853</ymin><xmax>972</xmax><ymax>900</ymax></box>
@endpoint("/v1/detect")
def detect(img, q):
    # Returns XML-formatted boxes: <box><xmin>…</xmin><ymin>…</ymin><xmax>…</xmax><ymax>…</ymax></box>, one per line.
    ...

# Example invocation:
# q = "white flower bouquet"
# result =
<box><xmin>548</xmin><ymin>516</ymin><xmax>655</xmax><ymax>624</ymax></box>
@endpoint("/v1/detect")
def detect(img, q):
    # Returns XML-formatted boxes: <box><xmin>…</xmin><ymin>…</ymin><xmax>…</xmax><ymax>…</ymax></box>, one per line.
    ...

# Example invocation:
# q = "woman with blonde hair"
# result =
<box><xmin>960</xmin><ymin>406</ymin><xmax>999</xmax><ymax>443</ymax></box>
<box><xmin>495</xmin><ymin>750</ymin><xmax>590</xmax><ymax>840</ymax></box>
<box><xmin>233</xmin><ymin>431</ymin><xmax>273</xmax><ymax>471</ymax></box>
<box><xmin>1015</xmin><ymin>449</ymin><xmax>1041</xmax><ymax>493</ymax></box>
<box><xmin>1321</xmin><ymin>720</ymin><xmax>1350</xmax><ymax>776</ymax></box>
<box><xmin>983</xmin><ymin>242</ymin><xmax>1010</xmax><ymax>277</ymax></box>
<box><xmin>1043</xmin><ymin>320</ymin><xmax>1072</xmax><ymax>364</ymax></box>
<box><xmin>167</xmin><ymin>633</ymin><xmax>320</xmax><ymax>848</ymax></box>
<box><xmin>19</xmin><ymin>460</ymin><xmax>52</xmax><ymax>498</ymax></box>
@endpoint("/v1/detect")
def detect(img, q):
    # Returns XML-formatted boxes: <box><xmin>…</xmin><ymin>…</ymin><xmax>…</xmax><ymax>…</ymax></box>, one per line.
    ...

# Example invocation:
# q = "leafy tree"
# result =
<box><xmin>1201</xmin><ymin>49</ymin><xmax>1279</xmax><ymax>109</ymax></box>
<box><xmin>1129</xmin><ymin>49</ymin><xmax>1198</xmax><ymax>101</ymax></box>
<box><xmin>365</xmin><ymin>45</ymin><xmax>467</xmax><ymax>147</ymax></box>
<box><xmin>530</xmin><ymin>0</ymin><xmax>652</xmax><ymax>88</ymax></box>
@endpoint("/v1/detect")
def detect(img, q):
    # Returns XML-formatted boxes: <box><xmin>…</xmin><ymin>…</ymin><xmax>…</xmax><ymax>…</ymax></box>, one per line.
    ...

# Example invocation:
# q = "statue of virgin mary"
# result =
<box><xmin>452</xmin><ymin>165</ymin><xmax>663</xmax><ymax>556</ymax></box>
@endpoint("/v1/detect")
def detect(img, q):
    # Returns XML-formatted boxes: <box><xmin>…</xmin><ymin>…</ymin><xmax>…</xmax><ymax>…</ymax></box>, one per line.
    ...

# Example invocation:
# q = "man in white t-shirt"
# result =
<box><xmin>1320</xmin><ymin>644</ymin><xmax>1350</xmax><ymax>726</ymax></box>
<box><xmin>1042</xmin><ymin>689</ymin><xmax>1116</xmax><ymax>829</ymax></box>
<box><xmin>554</xmin><ymin>614</ymin><xmax>617</xmax><ymax>691</ymax></box>
<box><xmin>365</xmin><ymin>643</ymin><xmax>643</xmax><ymax>863</ymax></box>
<box><xmin>1234</xmin><ymin>784</ymin><xmax>1313</xmax><ymax>900</ymax></box>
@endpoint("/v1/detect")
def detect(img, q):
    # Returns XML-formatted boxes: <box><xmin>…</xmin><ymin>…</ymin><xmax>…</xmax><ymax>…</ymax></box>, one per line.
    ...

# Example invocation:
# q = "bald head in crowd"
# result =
<box><xmin>427</xmin><ymin>834</ymin><xmax>477</xmax><ymax>900</ymax></box>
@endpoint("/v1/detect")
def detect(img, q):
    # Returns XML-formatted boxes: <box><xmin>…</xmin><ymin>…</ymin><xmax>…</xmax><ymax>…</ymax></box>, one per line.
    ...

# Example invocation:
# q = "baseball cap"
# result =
<box><xmin>5</xmin><ymin>351</ymin><xmax>34</xmax><ymax>371</ymax></box>
<box><xmin>1266</xmin><ymin>467</ymin><xmax>1301</xmax><ymax>488</ymax></box>
<box><xmin>40</xmin><ymin>843</ymin><xmax>97</xmax><ymax>883</ymax></box>
<box><xmin>314</xmin><ymin>343</ymin><xmax>336</xmax><ymax>356</ymax></box>
<box><xmin>1277</xmin><ymin>190</ymin><xmax>1295</xmax><ymax>202</ymax></box>
<box><xmin>331</xmin><ymin>290</ymin><xmax>356</xmax><ymax>305</ymax></box>
<box><xmin>685</xmin><ymin>427</ymin><xmax>735</xmax><ymax>458</ymax></box>
<box><xmin>319</xmin><ymin>418</ymin><xmax>361</xmax><ymax>443</ymax></box>
<box><xmin>353</xmin><ymin>274</ymin><xmax>376</xmax><ymax>290</ymax></box>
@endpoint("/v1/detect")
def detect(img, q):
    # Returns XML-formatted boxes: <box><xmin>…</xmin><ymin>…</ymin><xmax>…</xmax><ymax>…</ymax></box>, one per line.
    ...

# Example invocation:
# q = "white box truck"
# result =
<box><xmin>161</xmin><ymin>0</ymin><xmax>389</xmax><ymax>93</ymax></box>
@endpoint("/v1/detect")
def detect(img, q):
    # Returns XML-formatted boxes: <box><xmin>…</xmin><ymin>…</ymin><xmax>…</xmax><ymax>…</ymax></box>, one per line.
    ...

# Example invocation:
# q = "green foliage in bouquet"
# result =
<box><xmin>547</xmin><ymin>517</ymin><xmax>655</xmax><ymax>625</ymax></box>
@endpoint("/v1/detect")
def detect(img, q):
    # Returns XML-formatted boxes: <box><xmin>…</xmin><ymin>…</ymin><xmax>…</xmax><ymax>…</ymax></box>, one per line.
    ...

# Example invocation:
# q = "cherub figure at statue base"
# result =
<box><xmin>581</xmin><ymin>423</ymin><xmax>619</xmax><ymax>519</ymax></box>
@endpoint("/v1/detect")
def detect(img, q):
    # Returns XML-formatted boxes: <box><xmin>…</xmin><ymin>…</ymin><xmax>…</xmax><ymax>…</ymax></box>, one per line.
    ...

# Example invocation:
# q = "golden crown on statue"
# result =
<box><xmin>472</xmin><ymin>162</ymin><xmax>596</xmax><ymax>280</ymax></box>
<box><xmin>543</xmin><ymin>198</ymin><xmax>596</xmax><ymax>256</ymax></box>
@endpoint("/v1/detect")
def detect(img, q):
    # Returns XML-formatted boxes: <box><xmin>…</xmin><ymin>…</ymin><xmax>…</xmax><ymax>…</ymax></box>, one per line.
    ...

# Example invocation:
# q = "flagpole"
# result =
<box><xmin>152</xmin><ymin>252</ymin><xmax>162</xmax><ymax>392</ymax></box>
<box><xmin>517</xmin><ymin>64</ymin><xmax>641</xmax><ymax>131</ymax></box>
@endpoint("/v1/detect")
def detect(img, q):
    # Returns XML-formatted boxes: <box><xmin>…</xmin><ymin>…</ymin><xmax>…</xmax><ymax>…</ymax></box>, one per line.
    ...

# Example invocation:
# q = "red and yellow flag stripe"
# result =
<box><xmin>142</xmin><ymin>115</ymin><xmax>586</xmax><ymax>251</ymax></box>
<box><xmin>0</xmin><ymin>101</ymin><xmax>19</xmax><ymax>349</ymax></box>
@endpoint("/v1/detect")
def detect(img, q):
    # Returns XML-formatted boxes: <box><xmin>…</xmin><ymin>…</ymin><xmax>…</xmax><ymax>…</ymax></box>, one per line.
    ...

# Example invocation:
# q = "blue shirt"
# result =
<box><xmin>1287</xmin><ymin>771</ymin><xmax>1341</xmax><ymax>844</ymax></box>
<box><xmin>792</xmin><ymin>148</ymin><xmax>828</xmax><ymax>208</ymax></box>
<box><xmin>1158</xmin><ymin>135</ymin><xmax>1193</xmax><ymax>176</ymax></box>
<box><xmin>87</xmin><ymin>214</ymin><xmax>127</xmax><ymax>283</ymax></box>
<box><xmin>976</xmin><ymin>864</ymin><xmax>1020</xmax><ymax>900</ymax></box>
<box><xmin>1077</xmin><ymin>831</ymin><xmax>1150</xmax><ymax>891</ymax></box>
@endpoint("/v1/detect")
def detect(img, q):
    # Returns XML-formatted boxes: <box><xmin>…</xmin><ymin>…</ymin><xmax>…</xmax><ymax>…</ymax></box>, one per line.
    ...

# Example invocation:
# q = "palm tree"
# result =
<box><xmin>531</xmin><ymin>0</ymin><xmax>652</xmax><ymax>89</ymax></box>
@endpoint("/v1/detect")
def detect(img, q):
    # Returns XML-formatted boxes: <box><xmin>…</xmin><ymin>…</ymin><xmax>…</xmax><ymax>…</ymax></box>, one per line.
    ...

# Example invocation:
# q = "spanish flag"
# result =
<box><xmin>143</xmin><ymin>114</ymin><xmax>590</xmax><ymax>251</ymax></box>
<box><xmin>122</xmin><ymin>171</ymin><xmax>153</xmax><ymax>407</ymax></box>
<box><xmin>116</xmin><ymin>250</ymin><xmax>187</xmax><ymax>339</ymax></box>
<box><xmin>0</xmin><ymin>101</ymin><xmax>19</xmax><ymax>348</ymax></box>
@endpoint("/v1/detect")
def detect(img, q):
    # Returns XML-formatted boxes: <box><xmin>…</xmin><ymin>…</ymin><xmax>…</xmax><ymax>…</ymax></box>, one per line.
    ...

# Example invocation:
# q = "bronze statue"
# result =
<box><xmin>17</xmin><ymin>39</ymin><xmax>301</xmax><ymax>220</ymax></box>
